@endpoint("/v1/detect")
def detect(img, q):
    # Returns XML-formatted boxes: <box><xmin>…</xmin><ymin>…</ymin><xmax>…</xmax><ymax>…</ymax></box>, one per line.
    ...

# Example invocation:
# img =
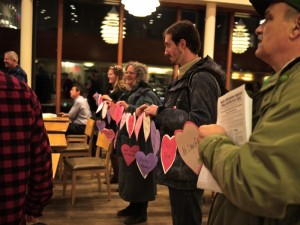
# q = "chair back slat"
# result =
<box><xmin>96</xmin><ymin>132</ymin><xmax>110</xmax><ymax>150</ymax></box>
<box><xmin>84</xmin><ymin>118</ymin><xmax>95</xmax><ymax>137</ymax></box>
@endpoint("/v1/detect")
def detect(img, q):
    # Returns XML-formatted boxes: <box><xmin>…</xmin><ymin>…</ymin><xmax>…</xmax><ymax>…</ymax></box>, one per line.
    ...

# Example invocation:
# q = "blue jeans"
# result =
<box><xmin>168</xmin><ymin>187</ymin><xmax>204</xmax><ymax>225</ymax></box>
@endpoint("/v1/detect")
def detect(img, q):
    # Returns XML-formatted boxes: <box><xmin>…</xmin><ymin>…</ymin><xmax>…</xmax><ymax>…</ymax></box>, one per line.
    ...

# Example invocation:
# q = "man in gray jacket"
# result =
<box><xmin>61</xmin><ymin>84</ymin><xmax>91</xmax><ymax>134</ymax></box>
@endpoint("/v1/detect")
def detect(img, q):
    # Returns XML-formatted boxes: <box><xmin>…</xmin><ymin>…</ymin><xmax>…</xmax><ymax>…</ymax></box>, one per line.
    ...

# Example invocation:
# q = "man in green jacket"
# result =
<box><xmin>198</xmin><ymin>0</ymin><xmax>300</xmax><ymax>224</ymax></box>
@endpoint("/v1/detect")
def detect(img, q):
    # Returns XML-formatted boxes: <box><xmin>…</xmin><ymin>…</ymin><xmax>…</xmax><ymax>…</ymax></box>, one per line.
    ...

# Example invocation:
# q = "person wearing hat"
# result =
<box><xmin>197</xmin><ymin>1</ymin><xmax>300</xmax><ymax>225</ymax></box>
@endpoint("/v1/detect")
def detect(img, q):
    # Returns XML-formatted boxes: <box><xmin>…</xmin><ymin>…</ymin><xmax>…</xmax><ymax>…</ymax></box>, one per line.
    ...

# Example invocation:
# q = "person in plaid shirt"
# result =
<box><xmin>0</xmin><ymin>70</ymin><xmax>53</xmax><ymax>224</ymax></box>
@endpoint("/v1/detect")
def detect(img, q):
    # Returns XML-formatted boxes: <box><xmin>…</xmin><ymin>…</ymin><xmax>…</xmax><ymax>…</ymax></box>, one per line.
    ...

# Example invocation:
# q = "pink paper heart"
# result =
<box><xmin>96</xmin><ymin>120</ymin><xmax>106</xmax><ymax>132</ymax></box>
<box><xmin>121</xmin><ymin>144</ymin><xmax>140</xmax><ymax>166</ymax></box>
<box><xmin>135</xmin><ymin>152</ymin><xmax>158</xmax><ymax>179</ymax></box>
<box><xmin>126</xmin><ymin>113</ymin><xmax>136</xmax><ymax>138</ymax></box>
<box><xmin>175</xmin><ymin>121</ymin><xmax>202</xmax><ymax>175</ymax></box>
<box><xmin>150</xmin><ymin>121</ymin><xmax>160</xmax><ymax>155</ymax></box>
<box><xmin>134</xmin><ymin>112</ymin><xmax>144</xmax><ymax>141</ymax></box>
<box><xmin>161</xmin><ymin>135</ymin><xmax>177</xmax><ymax>174</ymax></box>
<box><xmin>114</xmin><ymin>102</ymin><xmax>124</xmax><ymax>125</ymax></box>
<box><xmin>102</xmin><ymin>128</ymin><xmax>115</xmax><ymax>143</ymax></box>
<box><xmin>120</xmin><ymin>112</ymin><xmax>128</xmax><ymax>130</ymax></box>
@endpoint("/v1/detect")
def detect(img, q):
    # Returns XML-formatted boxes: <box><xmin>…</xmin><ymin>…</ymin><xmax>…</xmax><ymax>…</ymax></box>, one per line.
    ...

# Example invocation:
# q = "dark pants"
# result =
<box><xmin>168</xmin><ymin>187</ymin><xmax>204</xmax><ymax>225</ymax></box>
<box><xmin>66</xmin><ymin>123</ymin><xmax>86</xmax><ymax>135</ymax></box>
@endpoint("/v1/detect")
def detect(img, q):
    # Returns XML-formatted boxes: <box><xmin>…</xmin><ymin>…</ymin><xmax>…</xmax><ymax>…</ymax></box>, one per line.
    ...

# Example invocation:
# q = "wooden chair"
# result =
<box><xmin>62</xmin><ymin>132</ymin><xmax>112</xmax><ymax>205</ymax></box>
<box><xmin>56</xmin><ymin>118</ymin><xmax>95</xmax><ymax>179</ymax></box>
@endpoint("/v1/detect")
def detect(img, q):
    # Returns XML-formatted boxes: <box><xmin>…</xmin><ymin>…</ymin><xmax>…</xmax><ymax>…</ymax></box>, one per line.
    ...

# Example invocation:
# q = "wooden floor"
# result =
<box><xmin>35</xmin><ymin>175</ymin><xmax>214</xmax><ymax>225</ymax></box>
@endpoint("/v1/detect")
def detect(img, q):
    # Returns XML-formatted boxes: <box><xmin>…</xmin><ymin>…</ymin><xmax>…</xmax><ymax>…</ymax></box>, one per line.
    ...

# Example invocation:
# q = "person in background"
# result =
<box><xmin>197</xmin><ymin>0</ymin><xmax>300</xmax><ymax>224</ymax></box>
<box><xmin>141</xmin><ymin>20</ymin><xmax>226</xmax><ymax>225</ymax></box>
<box><xmin>62</xmin><ymin>72</ymin><xmax>74</xmax><ymax>99</ymax></box>
<box><xmin>3</xmin><ymin>50</ymin><xmax>28</xmax><ymax>83</ymax></box>
<box><xmin>115</xmin><ymin>61</ymin><xmax>162</xmax><ymax>225</ymax></box>
<box><xmin>100</xmin><ymin>65</ymin><xmax>126</xmax><ymax>184</ymax></box>
<box><xmin>87</xmin><ymin>70</ymin><xmax>105</xmax><ymax>113</ymax></box>
<box><xmin>35</xmin><ymin>63</ymin><xmax>53</xmax><ymax>103</ymax></box>
<box><xmin>0</xmin><ymin>70</ymin><xmax>53</xmax><ymax>225</ymax></box>
<box><xmin>61</xmin><ymin>83</ymin><xmax>92</xmax><ymax>135</ymax></box>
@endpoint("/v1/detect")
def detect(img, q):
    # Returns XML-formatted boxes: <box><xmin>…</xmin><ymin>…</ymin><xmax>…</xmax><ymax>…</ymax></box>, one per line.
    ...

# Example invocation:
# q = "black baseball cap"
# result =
<box><xmin>250</xmin><ymin>0</ymin><xmax>300</xmax><ymax>16</ymax></box>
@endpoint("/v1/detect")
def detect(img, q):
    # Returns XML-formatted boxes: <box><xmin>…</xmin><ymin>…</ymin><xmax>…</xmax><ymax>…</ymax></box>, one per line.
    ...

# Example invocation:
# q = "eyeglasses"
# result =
<box><xmin>125</xmin><ymin>71</ymin><xmax>136</xmax><ymax>75</ymax></box>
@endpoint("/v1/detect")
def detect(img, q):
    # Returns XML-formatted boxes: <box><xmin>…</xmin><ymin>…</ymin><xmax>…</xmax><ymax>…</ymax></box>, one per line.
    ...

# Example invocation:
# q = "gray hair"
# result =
<box><xmin>124</xmin><ymin>61</ymin><xmax>149</xmax><ymax>89</ymax></box>
<box><xmin>4</xmin><ymin>51</ymin><xmax>19</xmax><ymax>63</ymax></box>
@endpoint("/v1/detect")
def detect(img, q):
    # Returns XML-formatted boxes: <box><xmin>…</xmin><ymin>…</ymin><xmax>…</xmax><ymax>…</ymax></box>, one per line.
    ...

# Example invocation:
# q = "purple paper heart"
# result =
<box><xmin>135</xmin><ymin>152</ymin><xmax>158</xmax><ymax>178</ymax></box>
<box><xmin>106</xmin><ymin>110</ymin><xmax>111</xmax><ymax>124</ymax></box>
<box><xmin>150</xmin><ymin>121</ymin><xmax>160</xmax><ymax>155</ymax></box>
<box><xmin>96</xmin><ymin>120</ymin><xmax>106</xmax><ymax>131</ymax></box>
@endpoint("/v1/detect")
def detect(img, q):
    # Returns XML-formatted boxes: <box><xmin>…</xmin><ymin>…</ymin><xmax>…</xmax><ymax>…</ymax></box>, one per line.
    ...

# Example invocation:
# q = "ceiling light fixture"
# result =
<box><xmin>232</xmin><ymin>19</ymin><xmax>250</xmax><ymax>54</ymax></box>
<box><xmin>121</xmin><ymin>0</ymin><xmax>160</xmax><ymax>17</ymax></box>
<box><xmin>100</xmin><ymin>7</ymin><xmax>126</xmax><ymax>44</ymax></box>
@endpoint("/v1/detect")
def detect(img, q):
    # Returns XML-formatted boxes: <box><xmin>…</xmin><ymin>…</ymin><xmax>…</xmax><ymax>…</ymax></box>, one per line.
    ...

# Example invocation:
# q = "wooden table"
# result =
<box><xmin>44</xmin><ymin>122</ymin><xmax>69</xmax><ymax>133</ymax></box>
<box><xmin>48</xmin><ymin>133</ymin><xmax>67</xmax><ymax>148</ymax></box>
<box><xmin>43</xmin><ymin>116</ymin><xmax>70</xmax><ymax>122</ymax></box>
<box><xmin>47</xmin><ymin>133</ymin><xmax>67</xmax><ymax>178</ymax></box>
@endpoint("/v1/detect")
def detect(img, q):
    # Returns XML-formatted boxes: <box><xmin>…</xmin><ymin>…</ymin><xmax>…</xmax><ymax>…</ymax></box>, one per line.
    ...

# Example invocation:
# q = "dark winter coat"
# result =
<box><xmin>116</xmin><ymin>81</ymin><xmax>162</xmax><ymax>202</ymax></box>
<box><xmin>154</xmin><ymin>56</ymin><xmax>226</xmax><ymax>190</ymax></box>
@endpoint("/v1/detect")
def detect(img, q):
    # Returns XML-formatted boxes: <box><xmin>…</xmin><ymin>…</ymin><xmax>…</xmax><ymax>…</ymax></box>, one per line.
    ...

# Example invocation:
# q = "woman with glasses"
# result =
<box><xmin>115</xmin><ymin>61</ymin><xmax>162</xmax><ymax>225</ymax></box>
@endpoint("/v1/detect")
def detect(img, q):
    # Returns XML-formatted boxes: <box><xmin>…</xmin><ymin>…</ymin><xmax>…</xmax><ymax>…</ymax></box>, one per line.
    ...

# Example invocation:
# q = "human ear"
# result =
<box><xmin>290</xmin><ymin>14</ymin><xmax>300</xmax><ymax>39</ymax></box>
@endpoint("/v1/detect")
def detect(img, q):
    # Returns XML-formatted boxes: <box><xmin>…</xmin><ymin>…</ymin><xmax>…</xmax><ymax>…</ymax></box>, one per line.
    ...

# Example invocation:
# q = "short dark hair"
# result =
<box><xmin>164</xmin><ymin>20</ymin><xmax>201</xmax><ymax>54</ymax></box>
<box><xmin>72</xmin><ymin>83</ymin><xmax>84</xmax><ymax>94</ymax></box>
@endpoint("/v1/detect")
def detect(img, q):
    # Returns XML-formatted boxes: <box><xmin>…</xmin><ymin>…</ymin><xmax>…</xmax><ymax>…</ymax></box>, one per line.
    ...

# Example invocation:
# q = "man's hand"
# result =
<box><xmin>144</xmin><ymin>104</ymin><xmax>158</xmax><ymax>116</ymax></box>
<box><xmin>198</xmin><ymin>124</ymin><xmax>225</xmax><ymax>142</ymax></box>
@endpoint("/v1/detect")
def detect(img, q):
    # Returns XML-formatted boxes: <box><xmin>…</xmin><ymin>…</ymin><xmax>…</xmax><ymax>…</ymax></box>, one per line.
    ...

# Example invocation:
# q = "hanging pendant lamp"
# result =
<box><xmin>121</xmin><ymin>0</ymin><xmax>160</xmax><ymax>17</ymax></box>
<box><xmin>232</xmin><ymin>19</ymin><xmax>250</xmax><ymax>54</ymax></box>
<box><xmin>100</xmin><ymin>7</ymin><xmax>126</xmax><ymax>44</ymax></box>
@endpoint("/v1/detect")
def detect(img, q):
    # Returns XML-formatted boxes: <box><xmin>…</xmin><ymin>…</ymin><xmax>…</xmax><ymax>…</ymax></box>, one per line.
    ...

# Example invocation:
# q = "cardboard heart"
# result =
<box><xmin>126</xmin><ymin>113</ymin><xmax>136</xmax><ymax>138</ymax></box>
<box><xmin>135</xmin><ymin>112</ymin><xmax>144</xmax><ymax>141</ymax></box>
<box><xmin>96</xmin><ymin>101</ymin><xmax>104</xmax><ymax>114</ymax></box>
<box><xmin>121</xmin><ymin>144</ymin><xmax>140</xmax><ymax>166</ymax></box>
<box><xmin>102</xmin><ymin>128</ymin><xmax>115</xmax><ymax>143</ymax></box>
<box><xmin>175</xmin><ymin>121</ymin><xmax>202</xmax><ymax>175</ymax></box>
<box><xmin>114</xmin><ymin>102</ymin><xmax>124</xmax><ymax>125</ymax></box>
<box><xmin>143</xmin><ymin>114</ymin><xmax>151</xmax><ymax>141</ymax></box>
<box><xmin>96</xmin><ymin>120</ymin><xmax>106</xmax><ymax>132</ymax></box>
<box><xmin>150</xmin><ymin>121</ymin><xmax>160</xmax><ymax>155</ymax></box>
<box><xmin>161</xmin><ymin>135</ymin><xmax>177</xmax><ymax>174</ymax></box>
<box><xmin>135</xmin><ymin>152</ymin><xmax>158</xmax><ymax>179</ymax></box>
<box><xmin>101</xmin><ymin>101</ymin><xmax>108</xmax><ymax>119</ymax></box>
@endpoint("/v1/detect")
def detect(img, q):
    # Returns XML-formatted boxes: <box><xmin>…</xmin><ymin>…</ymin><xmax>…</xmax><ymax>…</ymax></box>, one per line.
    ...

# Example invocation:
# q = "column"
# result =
<box><xmin>203</xmin><ymin>2</ymin><xmax>216</xmax><ymax>58</ymax></box>
<box><xmin>20</xmin><ymin>0</ymin><xmax>33</xmax><ymax>87</ymax></box>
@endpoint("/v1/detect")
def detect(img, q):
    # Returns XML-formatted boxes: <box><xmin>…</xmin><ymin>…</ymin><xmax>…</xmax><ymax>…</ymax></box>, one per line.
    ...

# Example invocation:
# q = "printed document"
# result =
<box><xmin>197</xmin><ymin>84</ymin><xmax>252</xmax><ymax>193</ymax></box>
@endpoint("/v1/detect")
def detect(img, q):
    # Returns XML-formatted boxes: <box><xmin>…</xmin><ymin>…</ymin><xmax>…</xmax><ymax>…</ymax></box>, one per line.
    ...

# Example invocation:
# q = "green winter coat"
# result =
<box><xmin>199</xmin><ymin>57</ymin><xmax>300</xmax><ymax>225</ymax></box>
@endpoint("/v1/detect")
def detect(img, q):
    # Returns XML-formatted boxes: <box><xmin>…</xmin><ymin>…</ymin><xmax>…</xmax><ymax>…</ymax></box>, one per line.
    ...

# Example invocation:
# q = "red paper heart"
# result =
<box><xmin>121</xmin><ymin>144</ymin><xmax>140</xmax><ymax>166</ymax></box>
<box><xmin>161</xmin><ymin>135</ymin><xmax>177</xmax><ymax>174</ymax></box>
<box><xmin>102</xmin><ymin>128</ymin><xmax>115</xmax><ymax>143</ymax></box>
<box><xmin>126</xmin><ymin>113</ymin><xmax>136</xmax><ymax>138</ymax></box>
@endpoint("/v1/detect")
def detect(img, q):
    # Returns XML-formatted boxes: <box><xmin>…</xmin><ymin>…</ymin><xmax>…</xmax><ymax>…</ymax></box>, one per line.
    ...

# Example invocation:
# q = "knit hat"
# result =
<box><xmin>250</xmin><ymin>0</ymin><xmax>300</xmax><ymax>16</ymax></box>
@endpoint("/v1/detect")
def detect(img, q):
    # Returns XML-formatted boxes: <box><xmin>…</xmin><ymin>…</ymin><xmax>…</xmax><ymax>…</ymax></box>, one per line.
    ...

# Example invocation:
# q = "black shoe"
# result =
<box><xmin>124</xmin><ymin>215</ymin><xmax>147</xmax><ymax>225</ymax></box>
<box><xmin>117</xmin><ymin>207</ymin><xmax>134</xmax><ymax>217</ymax></box>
